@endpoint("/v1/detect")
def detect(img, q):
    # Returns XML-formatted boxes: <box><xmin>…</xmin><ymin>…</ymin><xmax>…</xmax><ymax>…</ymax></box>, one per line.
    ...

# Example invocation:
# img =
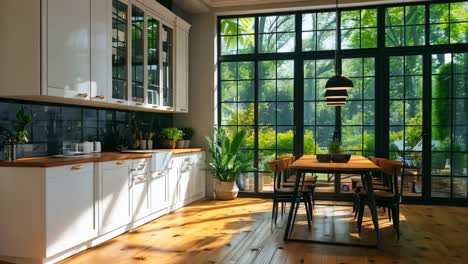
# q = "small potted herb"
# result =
<box><xmin>159</xmin><ymin>128</ymin><xmax>183</xmax><ymax>149</ymax></box>
<box><xmin>180</xmin><ymin>128</ymin><xmax>195</xmax><ymax>148</ymax></box>
<box><xmin>0</xmin><ymin>108</ymin><xmax>33</xmax><ymax>160</ymax></box>
<box><xmin>328</xmin><ymin>140</ymin><xmax>350</xmax><ymax>163</ymax></box>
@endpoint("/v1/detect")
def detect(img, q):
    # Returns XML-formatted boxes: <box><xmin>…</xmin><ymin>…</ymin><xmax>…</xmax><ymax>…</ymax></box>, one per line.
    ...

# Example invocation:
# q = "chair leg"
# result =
<box><xmin>354</xmin><ymin>197</ymin><xmax>360</xmax><ymax>219</ymax></box>
<box><xmin>388</xmin><ymin>207</ymin><xmax>392</xmax><ymax>222</ymax></box>
<box><xmin>308</xmin><ymin>194</ymin><xmax>314</xmax><ymax>219</ymax></box>
<box><xmin>290</xmin><ymin>199</ymin><xmax>300</xmax><ymax>235</ymax></box>
<box><xmin>393</xmin><ymin>205</ymin><xmax>400</xmax><ymax>239</ymax></box>
<box><xmin>357</xmin><ymin>198</ymin><xmax>366</xmax><ymax>233</ymax></box>
<box><xmin>271</xmin><ymin>199</ymin><xmax>277</xmax><ymax>225</ymax></box>
<box><xmin>304</xmin><ymin>200</ymin><xmax>312</xmax><ymax>232</ymax></box>
<box><xmin>352</xmin><ymin>193</ymin><xmax>357</xmax><ymax>213</ymax></box>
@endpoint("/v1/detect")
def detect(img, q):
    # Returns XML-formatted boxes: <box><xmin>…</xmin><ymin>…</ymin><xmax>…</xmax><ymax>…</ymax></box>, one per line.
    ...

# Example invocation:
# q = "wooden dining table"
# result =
<box><xmin>284</xmin><ymin>155</ymin><xmax>382</xmax><ymax>247</ymax></box>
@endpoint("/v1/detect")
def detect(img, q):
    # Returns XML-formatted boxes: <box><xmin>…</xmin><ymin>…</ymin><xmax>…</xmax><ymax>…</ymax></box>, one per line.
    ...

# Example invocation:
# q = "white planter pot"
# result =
<box><xmin>214</xmin><ymin>180</ymin><xmax>239</xmax><ymax>200</ymax></box>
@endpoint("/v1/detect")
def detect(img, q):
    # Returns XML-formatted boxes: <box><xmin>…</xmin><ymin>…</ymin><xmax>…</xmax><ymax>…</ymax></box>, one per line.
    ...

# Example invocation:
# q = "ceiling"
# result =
<box><xmin>173</xmin><ymin>0</ymin><xmax>427</xmax><ymax>14</ymax></box>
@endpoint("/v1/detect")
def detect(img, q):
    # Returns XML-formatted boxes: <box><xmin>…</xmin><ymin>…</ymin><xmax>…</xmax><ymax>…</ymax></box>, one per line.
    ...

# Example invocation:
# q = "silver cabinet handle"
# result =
<box><xmin>117</xmin><ymin>100</ymin><xmax>125</xmax><ymax>104</ymax></box>
<box><xmin>136</xmin><ymin>103</ymin><xmax>143</xmax><ymax>106</ymax></box>
<box><xmin>95</xmin><ymin>95</ymin><xmax>105</xmax><ymax>100</ymax></box>
<box><xmin>78</xmin><ymin>93</ymin><xmax>88</xmax><ymax>98</ymax></box>
<box><xmin>152</xmin><ymin>105</ymin><xmax>158</xmax><ymax>109</ymax></box>
<box><xmin>116</xmin><ymin>161</ymin><xmax>125</xmax><ymax>165</ymax></box>
<box><xmin>71</xmin><ymin>165</ymin><xmax>83</xmax><ymax>170</ymax></box>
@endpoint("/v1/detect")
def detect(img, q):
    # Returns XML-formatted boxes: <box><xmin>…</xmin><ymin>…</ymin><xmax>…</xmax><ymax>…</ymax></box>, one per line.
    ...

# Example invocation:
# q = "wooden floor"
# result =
<box><xmin>46</xmin><ymin>198</ymin><xmax>468</xmax><ymax>263</ymax></box>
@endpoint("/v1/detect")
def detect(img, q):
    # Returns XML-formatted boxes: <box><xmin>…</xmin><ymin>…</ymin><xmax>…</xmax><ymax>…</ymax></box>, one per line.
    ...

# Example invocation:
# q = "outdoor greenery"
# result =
<box><xmin>219</xmin><ymin>2</ymin><xmax>468</xmax><ymax>186</ymax></box>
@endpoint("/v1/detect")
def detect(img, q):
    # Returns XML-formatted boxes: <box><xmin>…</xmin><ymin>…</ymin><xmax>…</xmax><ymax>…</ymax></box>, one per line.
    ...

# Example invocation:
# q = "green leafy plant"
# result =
<box><xmin>206</xmin><ymin>128</ymin><xmax>252</xmax><ymax>182</ymax></box>
<box><xmin>328</xmin><ymin>139</ymin><xmax>345</xmax><ymax>155</ymax></box>
<box><xmin>0</xmin><ymin>108</ymin><xmax>33</xmax><ymax>144</ymax></box>
<box><xmin>160</xmin><ymin>128</ymin><xmax>183</xmax><ymax>141</ymax></box>
<box><xmin>180</xmin><ymin>128</ymin><xmax>195</xmax><ymax>140</ymax></box>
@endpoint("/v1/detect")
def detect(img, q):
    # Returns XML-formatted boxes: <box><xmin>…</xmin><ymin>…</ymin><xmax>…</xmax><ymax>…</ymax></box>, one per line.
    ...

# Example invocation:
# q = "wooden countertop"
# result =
<box><xmin>156</xmin><ymin>148</ymin><xmax>204</xmax><ymax>154</ymax></box>
<box><xmin>0</xmin><ymin>149</ymin><xmax>204</xmax><ymax>168</ymax></box>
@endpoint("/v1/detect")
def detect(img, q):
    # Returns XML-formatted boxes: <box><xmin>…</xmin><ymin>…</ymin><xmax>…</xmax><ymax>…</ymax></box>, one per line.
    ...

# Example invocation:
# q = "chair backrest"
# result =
<box><xmin>267</xmin><ymin>157</ymin><xmax>294</xmax><ymax>192</ymax></box>
<box><xmin>377</xmin><ymin>159</ymin><xmax>404</xmax><ymax>198</ymax></box>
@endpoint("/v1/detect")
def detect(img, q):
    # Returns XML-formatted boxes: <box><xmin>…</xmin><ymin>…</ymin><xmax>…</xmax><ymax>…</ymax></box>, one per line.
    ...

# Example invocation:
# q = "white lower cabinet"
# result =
<box><xmin>193</xmin><ymin>153</ymin><xmax>206</xmax><ymax>197</ymax></box>
<box><xmin>131</xmin><ymin>174</ymin><xmax>150</xmax><ymax>222</ymax></box>
<box><xmin>170</xmin><ymin>152</ymin><xmax>206</xmax><ymax>208</ymax></box>
<box><xmin>0</xmin><ymin>152</ymin><xmax>205</xmax><ymax>264</ymax></box>
<box><xmin>97</xmin><ymin>160</ymin><xmax>132</xmax><ymax>235</ymax></box>
<box><xmin>178</xmin><ymin>156</ymin><xmax>193</xmax><ymax>203</ymax></box>
<box><xmin>150</xmin><ymin>171</ymin><xmax>168</xmax><ymax>213</ymax></box>
<box><xmin>46</xmin><ymin>163</ymin><xmax>97</xmax><ymax>258</ymax></box>
<box><xmin>167</xmin><ymin>156</ymin><xmax>181</xmax><ymax>210</ymax></box>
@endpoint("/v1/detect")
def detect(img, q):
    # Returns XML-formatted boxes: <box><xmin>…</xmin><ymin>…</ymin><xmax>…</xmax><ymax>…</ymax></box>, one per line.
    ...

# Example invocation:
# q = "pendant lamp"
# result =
<box><xmin>325</xmin><ymin>0</ymin><xmax>353</xmax><ymax>105</ymax></box>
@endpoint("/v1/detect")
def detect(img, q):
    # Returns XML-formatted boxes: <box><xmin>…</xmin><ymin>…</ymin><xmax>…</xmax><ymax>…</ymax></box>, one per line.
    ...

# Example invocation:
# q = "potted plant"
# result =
<box><xmin>160</xmin><ymin>128</ymin><xmax>183</xmax><ymax>149</ymax></box>
<box><xmin>0</xmin><ymin>108</ymin><xmax>33</xmax><ymax>160</ymax></box>
<box><xmin>328</xmin><ymin>139</ymin><xmax>350</xmax><ymax>163</ymax></box>
<box><xmin>180</xmin><ymin>127</ymin><xmax>195</xmax><ymax>148</ymax></box>
<box><xmin>206</xmin><ymin>128</ymin><xmax>251</xmax><ymax>200</ymax></box>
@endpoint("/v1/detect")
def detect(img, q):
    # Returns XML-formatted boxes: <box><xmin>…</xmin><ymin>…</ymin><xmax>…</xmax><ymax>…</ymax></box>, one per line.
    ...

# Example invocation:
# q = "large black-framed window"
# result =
<box><xmin>217</xmin><ymin>0</ymin><xmax>468</xmax><ymax>204</ymax></box>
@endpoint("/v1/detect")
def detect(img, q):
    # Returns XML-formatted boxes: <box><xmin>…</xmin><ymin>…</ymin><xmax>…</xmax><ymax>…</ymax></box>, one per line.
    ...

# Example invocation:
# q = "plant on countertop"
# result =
<box><xmin>0</xmin><ymin>108</ymin><xmax>33</xmax><ymax>144</ymax></box>
<box><xmin>159</xmin><ymin>127</ymin><xmax>183</xmax><ymax>149</ymax></box>
<box><xmin>160</xmin><ymin>128</ymin><xmax>183</xmax><ymax>141</ymax></box>
<box><xmin>180</xmin><ymin>127</ymin><xmax>195</xmax><ymax>140</ymax></box>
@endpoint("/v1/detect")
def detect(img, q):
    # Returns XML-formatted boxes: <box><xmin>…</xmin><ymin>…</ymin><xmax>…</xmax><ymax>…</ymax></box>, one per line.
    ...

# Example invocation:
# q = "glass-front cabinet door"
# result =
<box><xmin>147</xmin><ymin>15</ymin><xmax>160</xmax><ymax>106</ymax></box>
<box><xmin>131</xmin><ymin>4</ymin><xmax>145</xmax><ymax>105</ymax></box>
<box><xmin>162</xmin><ymin>24</ymin><xmax>174</xmax><ymax>108</ymax></box>
<box><xmin>110</xmin><ymin>0</ymin><xmax>177</xmax><ymax>110</ymax></box>
<box><xmin>111</xmin><ymin>0</ymin><xmax>129</xmax><ymax>104</ymax></box>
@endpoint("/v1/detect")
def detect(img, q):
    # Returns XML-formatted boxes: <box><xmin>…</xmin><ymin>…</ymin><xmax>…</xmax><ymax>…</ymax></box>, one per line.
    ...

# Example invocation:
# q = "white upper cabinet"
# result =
<box><xmin>111</xmin><ymin>0</ymin><xmax>130</xmax><ymax>105</ymax></box>
<box><xmin>46</xmin><ymin>0</ymin><xmax>91</xmax><ymax>100</ymax></box>
<box><xmin>175</xmin><ymin>18</ymin><xmax>190</xmax><ymax>113</ymax></box>
<box><xmin>91</xmin><ymin>0</ymin><xmax>112</xmax><ymax>102</ymax></box>
<box><xmin>130</xmin><ymin>3</ymin><xmax>146</xmax><ymax>106</ymax></box>
<box><xmin>0</xmin><ymin>0</ymin><xmax>189</xmax><ymax>113</ymax></box>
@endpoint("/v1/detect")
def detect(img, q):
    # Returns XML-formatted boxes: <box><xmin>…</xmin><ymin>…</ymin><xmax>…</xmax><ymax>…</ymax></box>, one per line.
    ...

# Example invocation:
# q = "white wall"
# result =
<box><xmin>173</xmin><ymin>12</ymin><xmax>217</xmax><ymax>198</ymax></box>
<box><xmin>173</xmin><ymin>12</ymin><xmax>217</xmax><ymax>150</ymax></box>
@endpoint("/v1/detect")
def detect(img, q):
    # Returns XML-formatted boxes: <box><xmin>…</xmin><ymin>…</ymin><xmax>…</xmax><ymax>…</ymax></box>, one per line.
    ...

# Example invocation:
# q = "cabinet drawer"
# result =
<box><xmin>132</xmin><ymin>158</ymin><xmax>149</xmax><ymax>174</ymax></box>
<box><xmin>47</xmin><ymin>163</ymin><xmax>93</xmax><ymax>179</ymax></box>
<box><xmin>101</xmin><ymin>159</ymin><xmax>131</xmax><ymax>170</ymax></box>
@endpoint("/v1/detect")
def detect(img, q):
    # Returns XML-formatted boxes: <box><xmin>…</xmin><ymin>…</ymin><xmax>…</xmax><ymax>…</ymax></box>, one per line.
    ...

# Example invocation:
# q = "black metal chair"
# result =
<box><xmin>268</xmin><ymin>157</ymin><xmax>315</xmax><ymax>231</ymax></box>
<box><xmin>356</xmin><ymin>158</ymin><xmax>405</xmax><ymax>239</ymax></box>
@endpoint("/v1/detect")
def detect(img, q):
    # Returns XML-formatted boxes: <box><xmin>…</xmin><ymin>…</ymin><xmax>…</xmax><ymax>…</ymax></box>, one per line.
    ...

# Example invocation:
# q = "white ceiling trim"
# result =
<box><xmin>213</xmin><ymin>0</ymin><xmax>429</xmax><ymax>16</ymax></box>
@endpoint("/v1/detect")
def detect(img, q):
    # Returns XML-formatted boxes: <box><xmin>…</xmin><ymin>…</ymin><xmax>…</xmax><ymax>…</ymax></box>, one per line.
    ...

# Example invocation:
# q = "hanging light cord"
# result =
<box><xmin>334</xmin><ymin>0</ymin><xmax>339</xmax><ymax>75</ymax></box>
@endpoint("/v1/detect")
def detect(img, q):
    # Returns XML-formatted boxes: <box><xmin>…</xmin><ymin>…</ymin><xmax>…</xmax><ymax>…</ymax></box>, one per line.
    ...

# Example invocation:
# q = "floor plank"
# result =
<box><xmin>6</xmin><ymin>198</ymin><xmax>468</xmax><ymax>264</ymax></box>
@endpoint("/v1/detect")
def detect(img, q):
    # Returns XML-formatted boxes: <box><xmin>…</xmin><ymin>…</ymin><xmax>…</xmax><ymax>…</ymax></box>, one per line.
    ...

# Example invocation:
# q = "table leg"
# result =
<box><xmin>283</xmin><ymin>171</ymin><xmax>302</xmax><ymax>241</ymax></box>
<box><xmin>362</xmin><ymin>172</ymin><xmax>381</xmax><ymax>246</ymax></box>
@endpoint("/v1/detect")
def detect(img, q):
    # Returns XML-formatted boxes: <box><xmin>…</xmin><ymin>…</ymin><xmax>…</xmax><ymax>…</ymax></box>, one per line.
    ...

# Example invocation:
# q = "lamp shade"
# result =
<box><xmin>326</xmin><ymin>102</ymin><xmax>346</xmax><ymax>106</ymax></box>
<box><xmin>326</xmin><ymin>98</ymin><xmax>346</xmax><ymax>106</ymax></box>
<box><xmin>325</xmin><ymin>89</ymin><xmax>348</xmax><ymax>98</ymax></box>
<box><xmin>325</xmin><ymin>74</ymin><xmax>353</xmax><ymax>90</ymax></box>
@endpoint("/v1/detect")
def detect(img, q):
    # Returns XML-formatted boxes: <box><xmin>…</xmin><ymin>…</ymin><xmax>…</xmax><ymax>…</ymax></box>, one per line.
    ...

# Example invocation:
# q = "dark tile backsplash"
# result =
<box><xmin>0</xmin><ymin>99</ymin><xmax>173</xmax><ymax>159</ymax></box>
